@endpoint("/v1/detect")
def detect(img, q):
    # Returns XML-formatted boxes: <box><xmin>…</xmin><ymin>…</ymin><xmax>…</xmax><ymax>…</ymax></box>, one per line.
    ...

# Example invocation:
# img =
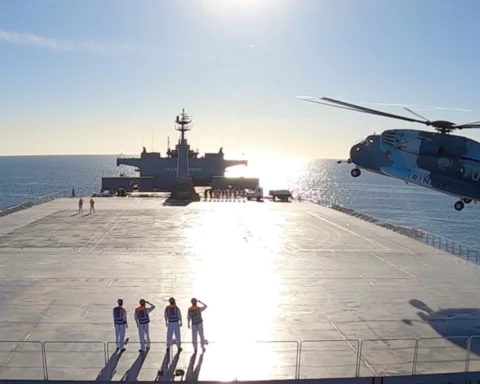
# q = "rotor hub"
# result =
<box><xmin>429</xmin><ymin>120</ymin><xmax>455</xmax><ymax>129</ymax></box>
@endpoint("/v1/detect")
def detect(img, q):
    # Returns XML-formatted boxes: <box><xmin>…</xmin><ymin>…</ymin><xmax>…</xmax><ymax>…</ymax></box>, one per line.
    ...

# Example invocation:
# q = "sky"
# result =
<box><xmin>2</xmin><ymin>0</ymin><xmax>480</xmax><ymax>159</ymax></box>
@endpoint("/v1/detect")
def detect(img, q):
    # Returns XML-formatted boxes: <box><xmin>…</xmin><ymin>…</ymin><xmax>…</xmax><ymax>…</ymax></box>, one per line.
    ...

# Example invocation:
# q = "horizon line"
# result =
<box><xmin>0</xmin><ymin>153</ymin><xmax>336</xmax><ymax>160</ymax></box>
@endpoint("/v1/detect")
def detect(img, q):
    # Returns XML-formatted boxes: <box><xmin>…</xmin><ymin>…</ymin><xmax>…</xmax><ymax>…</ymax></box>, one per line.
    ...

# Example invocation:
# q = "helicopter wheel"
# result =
<box><xmin>351</xmin><ymin>168</ymin><xmax>361</xmax><ymax>178</ymax></box>
<box><xmin>463</xmin><ymin>198</ymin><xmax>472</xmax><ymax>204</ymax></box>
<box><xmin>454</xmin><ymin>201</ymin><xmax>465</xmax><ymax>211</ymax></box>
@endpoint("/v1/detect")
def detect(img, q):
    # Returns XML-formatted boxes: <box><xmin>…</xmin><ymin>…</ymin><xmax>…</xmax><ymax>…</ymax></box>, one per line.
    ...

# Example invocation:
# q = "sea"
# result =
<box><xmin>0</xmin><ymin>154</ymin><xmax>479</xmax><ymax>249</ymax></box>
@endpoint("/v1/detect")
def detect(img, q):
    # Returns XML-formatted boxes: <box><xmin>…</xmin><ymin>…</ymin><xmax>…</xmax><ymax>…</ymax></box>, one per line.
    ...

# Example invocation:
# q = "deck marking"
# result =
<box><xmin>82</xmin><ymin>308</ymin><xmax>91</xmax><ymax>320</ymax></box>
<box><xmin>78</xmin><ymin>233</ymin><xmax>98</xmax><ymax>252</ymax></box>
<box><xmin>307</xmin><ymin>212</ymin><xmax>390</xmax><ymax>250</ymax></box>
<box><xmin>329</xmin><ymin>321</ymin><xmax>376</xmax><ymax>376</ymax></box>
<box><xmin>90</xmin><ymin>222</ymin><xmax>119</xmax><ymax>252</ymax></box>
<box><xmin>370</xmin><ymin>252</ymin><xmax>416</xmax><ymax>278</ymax></box>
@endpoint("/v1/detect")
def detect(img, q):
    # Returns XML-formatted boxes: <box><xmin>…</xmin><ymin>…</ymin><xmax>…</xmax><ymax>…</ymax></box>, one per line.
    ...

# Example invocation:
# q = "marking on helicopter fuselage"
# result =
<box><xmin>407</xmin><ymin>172</ymin><xmax>432</xmax><ymax>186</ymax></box>
<box><xmin>307</xmin><ymin>212</ymin><xmax>390</xmax><ymax>250</ymax></box>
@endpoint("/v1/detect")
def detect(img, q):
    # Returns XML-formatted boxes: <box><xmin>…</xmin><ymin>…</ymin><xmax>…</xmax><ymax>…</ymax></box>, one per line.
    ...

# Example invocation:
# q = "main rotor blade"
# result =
<box><xmin>320</xmin><ymin>97</ymin><xmax>428</xmax><ymax>125</ymax></box>
<box><xmin>434</xmin><ymin>107</ymin><xmax>472</xmax><ymax>112</ymax></box>
<box><xmin>297</xmin><ymin>97</ymin><xmax>364</xmax><ymax>112</ymax></box>
<box><xmin>455</xmin><ymin>121</ymin><xmax>480</xmax><ymax>129</ymax></box>
<box><xmin>403</xmin><ymin>107</ymin><xmax>429</xmax><ymax>121</ymax></box>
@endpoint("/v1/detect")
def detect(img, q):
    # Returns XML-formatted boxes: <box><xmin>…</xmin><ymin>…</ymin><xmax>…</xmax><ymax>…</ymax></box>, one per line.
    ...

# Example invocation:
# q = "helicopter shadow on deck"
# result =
<box><xmin>402</xmin><ymin>299</ymin><xmax>480</xmax><ymax>356</ymax></box>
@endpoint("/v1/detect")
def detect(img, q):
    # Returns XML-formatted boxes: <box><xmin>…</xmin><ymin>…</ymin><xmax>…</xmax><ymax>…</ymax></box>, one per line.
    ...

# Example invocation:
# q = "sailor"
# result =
<box><xmin>165</xmin><ymin>297</ymin><xmax>183</xmax><ymax>352</ymax></box>
<box><xmin>134</xmin><ymin>299</ymin><xmax>156</xmax><ymax>353</ymax></box>
<box><xmin>188</xmin><ymin>298</ymin><xmax>208</xmax><ymax>353</ymax></box>
<box><xmin>90</xmin><ymin>198</ymin><xmax>95</xmax><ymax>213</ymax></box>
<box><xmin>113</xmin><ymin>299</ymin><xmax>127</xmax><ymax>352</ymax></box>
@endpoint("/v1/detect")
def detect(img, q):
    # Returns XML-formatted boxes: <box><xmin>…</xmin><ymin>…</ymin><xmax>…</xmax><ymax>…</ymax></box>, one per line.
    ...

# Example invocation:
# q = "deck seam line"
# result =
<box><xmin>329</xmin><ymin>321</ymin><xmax>377</xmax><ymax>376</ymax></box>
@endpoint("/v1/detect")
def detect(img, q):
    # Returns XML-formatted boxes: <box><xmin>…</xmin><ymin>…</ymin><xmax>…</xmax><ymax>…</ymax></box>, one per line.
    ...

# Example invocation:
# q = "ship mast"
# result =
<box><xmin>174</xmin><ymin>108</ymin><xmax>192</xmax><ymax>179</ymax></box>
<box><xmin>175</xmin><ymin>108</ymin><xmax>192</xmax><ymax>145</ymax></box>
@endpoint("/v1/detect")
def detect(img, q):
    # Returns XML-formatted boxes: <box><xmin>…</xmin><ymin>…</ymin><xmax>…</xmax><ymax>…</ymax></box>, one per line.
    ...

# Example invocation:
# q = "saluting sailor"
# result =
<box><xmin>165</xmin><ymin>297</ymin><xmax>183</xmax><ymax>352</ymax></box>
<box><xmin>113</xmin><ymin>299</ymin><xmax>127</xmax><ymax>352</ymax></box>
<box><xmin>188</xmin><ymin>298</ymin><xmax>208</xmax><ymax>353</ymax></box>
<box><xmin>134</xmin><ymin>299</ymin><xmax>156</xmax><ymax>353</ymax></box>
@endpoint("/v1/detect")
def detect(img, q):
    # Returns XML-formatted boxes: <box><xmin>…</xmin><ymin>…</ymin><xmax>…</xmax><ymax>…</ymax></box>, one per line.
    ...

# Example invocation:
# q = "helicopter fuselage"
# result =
<box><xmin>349</xmin><ymin>129</ymin><xmax>480</xmax><ymax>209</ymax></box>
<box><xmin>298</xmin><ymin>95</ymin><xmax>480</xmax><ymax>210</ymax></box>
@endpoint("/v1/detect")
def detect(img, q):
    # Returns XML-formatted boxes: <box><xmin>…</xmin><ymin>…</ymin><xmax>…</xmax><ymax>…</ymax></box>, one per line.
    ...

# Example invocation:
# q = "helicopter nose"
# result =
<box><xmin>349</xmin><ymin>144</ymin><xmax>361</xmax><ymax>162</ymax></box>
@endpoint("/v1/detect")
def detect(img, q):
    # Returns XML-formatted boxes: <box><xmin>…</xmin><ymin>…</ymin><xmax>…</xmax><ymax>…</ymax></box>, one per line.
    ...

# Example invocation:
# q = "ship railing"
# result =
<box><xmin>0</xmin><ymin>190</ymin><xmax>69</xmax><ymax>218</ymax></box>
<box><xmin>324</xmin><ymin>203</ymin><xmax>480</xmax><ymax>266</ymax></box>
<box><xmin>2</xmin><ymin>336</ymin><xmax>480</xmax><ymax>380</ymax></box>
<box><xmin>415</xmin><ymin>230</ymin><xmax>480</xmax><ymax>264</ymax></box>
<box><xmin>37</xmin><ymin>190</ymin><xmax>69</xmax><ymax>204</ymax></box>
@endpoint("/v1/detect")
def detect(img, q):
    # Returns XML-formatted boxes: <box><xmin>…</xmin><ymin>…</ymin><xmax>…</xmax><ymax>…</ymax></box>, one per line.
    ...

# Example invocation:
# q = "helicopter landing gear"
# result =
<box><xmin>351</xmin><ymin>168</ymin><xmax>361</xmax><ymax>178</ymax></box>
<box><xmin>454</xmin><ymin>200</ymin><xmax>465</xmax><ymax>211</ymax></box>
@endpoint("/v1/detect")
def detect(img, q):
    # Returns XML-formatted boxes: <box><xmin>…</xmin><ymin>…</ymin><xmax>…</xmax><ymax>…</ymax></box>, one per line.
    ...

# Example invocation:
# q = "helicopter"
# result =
<box><xmin>298</xmin><ymin>96</ymin><xmax>480</xmax><ymax>211</ymax></box>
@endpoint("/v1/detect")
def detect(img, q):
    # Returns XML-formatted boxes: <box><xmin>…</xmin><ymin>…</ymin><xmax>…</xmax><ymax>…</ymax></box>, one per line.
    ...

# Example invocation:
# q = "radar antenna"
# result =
<box><xmin>175</xmin><ymin>108</ymin><xmax>192</xmax><ymax>144</ymax></box>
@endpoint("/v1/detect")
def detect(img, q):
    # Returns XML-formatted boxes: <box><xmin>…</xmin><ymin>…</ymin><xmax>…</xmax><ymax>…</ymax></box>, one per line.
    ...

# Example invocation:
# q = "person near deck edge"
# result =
<box><xmin>188</xmin><ymin>298</ymin><xmax>208</xmax><ymax>353</ymax></box>
<box><xmin>165</xmin><ymin>297</ymin><xmax>183</xmax><ymax>352</ymax></box>
<box><xmin>113</xmin><ymin>299</ymin><xmax>127</xmax><ymax>352</ymax></box>
<box><xmin>135</xmin><ymin>299</ymin><xmax>155</xmax><ymax>353</ymax></box>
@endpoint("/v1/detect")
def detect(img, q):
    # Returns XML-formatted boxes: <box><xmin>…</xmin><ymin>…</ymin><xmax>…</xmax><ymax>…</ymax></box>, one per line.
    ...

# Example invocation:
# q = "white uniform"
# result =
<box><xmin>113</xmin><ymin>306</ymin><xmax>127</xmax><ymax>349</ymax></box>
<box><xmin>135</xmin><ymin>304</ymin><xmax>155</xmax><ymax>352</ymax></box>
<box><xmin>165</xmin><ymin>305</ymin><xmax>182</xmax><ymax>349</ymax></box>
<box><xmin>188</xmin><ymin>305</ymin><xmax>206</xmax><ymax>351</ymax></box>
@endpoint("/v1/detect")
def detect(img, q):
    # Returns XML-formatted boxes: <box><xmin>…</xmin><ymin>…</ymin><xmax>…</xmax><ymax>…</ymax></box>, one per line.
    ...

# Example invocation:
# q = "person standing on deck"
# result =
<box><xmin>113</xmin><ymin>299</ymin><xmax>127</xmax><ymax>352</ymax></box>
<box><xmin>165</xmin><ymin>297</ymin><xmax>183</xmax><ymax>352</ymax></box>
<box><xmin>188</xmin><ymin>298</ymin><xmax>208</xmax><ymax>353</ymax></box>
<box><xmin>78</xmin><ymin>198</ymin><xmax>83</xmax><ymax>213</ymax></box>
<box><xmin>90</xmin><ymin>198</ymin><xmax>95</xmax><ymax>213</ymax></box>
<box><xmin>135</xmin><ymin>299</ymin><xmax>155</xmax><ymax>353</ymax></box>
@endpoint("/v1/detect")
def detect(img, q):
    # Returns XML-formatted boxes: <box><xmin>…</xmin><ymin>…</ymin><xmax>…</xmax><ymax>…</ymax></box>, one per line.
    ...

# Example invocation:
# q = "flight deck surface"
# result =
<box><xmin>0</xmin><ymin>197</ymin><xmax>479</xmax><ymax>381</ymax></box>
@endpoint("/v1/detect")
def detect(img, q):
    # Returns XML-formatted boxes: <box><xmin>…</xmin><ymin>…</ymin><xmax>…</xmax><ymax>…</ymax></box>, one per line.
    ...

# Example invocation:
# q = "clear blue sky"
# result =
<box><xmin>2</xmin><ymin>0</ymin><xmax>480</xmax><ymax>158</ymax></box>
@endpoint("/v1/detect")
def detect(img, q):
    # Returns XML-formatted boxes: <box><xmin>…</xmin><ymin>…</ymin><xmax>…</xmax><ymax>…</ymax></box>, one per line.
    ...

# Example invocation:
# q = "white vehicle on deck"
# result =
<box><xmin>246</xmin><ymin>187</ymin><xmax>264</xmax><ymax>201</ymax></box>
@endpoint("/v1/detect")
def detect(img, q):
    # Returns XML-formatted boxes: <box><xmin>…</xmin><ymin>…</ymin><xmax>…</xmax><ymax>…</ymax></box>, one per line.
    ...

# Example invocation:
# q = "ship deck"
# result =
<box><xmin>0</xmin><ymin>197</ymin><xmax>480</xmax><ymax>381</ymax></box>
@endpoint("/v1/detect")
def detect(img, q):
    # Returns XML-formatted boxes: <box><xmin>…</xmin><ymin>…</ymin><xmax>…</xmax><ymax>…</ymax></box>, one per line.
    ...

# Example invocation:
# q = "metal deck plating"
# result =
<box><xmin>0</xmin><ymin>197</ymin><xmax>480</xmax><ymax>381</ymax></box>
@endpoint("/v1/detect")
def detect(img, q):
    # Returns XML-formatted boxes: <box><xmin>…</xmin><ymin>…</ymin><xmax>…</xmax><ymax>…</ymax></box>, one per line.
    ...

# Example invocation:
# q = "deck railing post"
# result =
<box><xmin>465</xmin><ymin>336</ymin><xmax>472</xmax><ymax>372</ymax></box>
<box><xmin>42</xmin><ymin>342</ymin><xmax>49</xmax><ymax>381</ymax></box>
<box><xmin>355</xmin><ymin>340</ymin><xmax>362</xmax><ymax>378</ymax></box>
<box><xmin>411</xmin><ymin>338</ymin><xmax>419</xmax><ymax>375</ymax></box>
<box><xmin>295</xmin><ymin>341</ymin><xmax>300</xmax><ymax>380</ymax></box>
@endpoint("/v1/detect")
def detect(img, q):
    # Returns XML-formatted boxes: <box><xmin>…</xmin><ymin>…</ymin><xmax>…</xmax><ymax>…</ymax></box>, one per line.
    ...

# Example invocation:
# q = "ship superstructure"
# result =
<box><xmin>102</xmin><ymin>109</ymin><xmax>248</xmax><ymax>192</ymax></box>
